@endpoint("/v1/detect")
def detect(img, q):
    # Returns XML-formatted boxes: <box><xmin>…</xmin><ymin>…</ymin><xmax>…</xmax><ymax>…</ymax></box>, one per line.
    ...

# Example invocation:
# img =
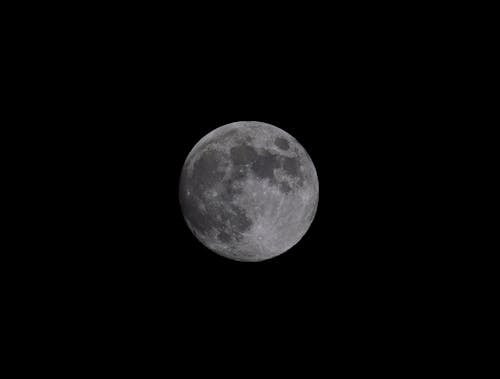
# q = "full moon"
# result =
<box><xmin>179</xmin><ymin>121</ymin><xmax>319</xmax><ymax>262</ymax></box>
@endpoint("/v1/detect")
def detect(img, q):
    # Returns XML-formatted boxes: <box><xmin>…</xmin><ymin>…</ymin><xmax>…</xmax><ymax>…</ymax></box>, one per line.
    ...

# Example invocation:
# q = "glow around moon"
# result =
<box><xmin>179</xmin><ymin>121</ymin><xmax>319</xmax><ymax>262</ymax></box>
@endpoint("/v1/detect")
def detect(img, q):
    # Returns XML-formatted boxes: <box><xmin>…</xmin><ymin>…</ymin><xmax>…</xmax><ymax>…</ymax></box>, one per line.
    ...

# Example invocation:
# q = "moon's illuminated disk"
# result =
<box><xmin>179</xmin><ymin>121</ymin><xmax>319</xmax><ymax>262</ymax></box>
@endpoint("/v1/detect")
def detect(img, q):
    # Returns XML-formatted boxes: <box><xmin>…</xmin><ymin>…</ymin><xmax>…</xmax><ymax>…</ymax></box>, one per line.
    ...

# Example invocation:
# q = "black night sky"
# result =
<box><xmin>4</xmin><ymin>0</ymin><xmax>473</xmax><ymax>371</ymax></box>
<box><xmin>38</xmin><ymin>10</ymin><xmax>446</xmax><ymax>361</ymax></box>
<box><xmin>83</xmin><ymin>49</ymin><xmax>428</xmax><ymax>316</ymax></box>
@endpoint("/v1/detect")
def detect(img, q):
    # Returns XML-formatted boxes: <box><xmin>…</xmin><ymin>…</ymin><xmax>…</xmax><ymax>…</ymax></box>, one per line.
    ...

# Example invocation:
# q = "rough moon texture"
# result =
<box><xmin>179</xmin><ymin>121</ymin><xmax>319</xmax><ymax>262</ymax></box>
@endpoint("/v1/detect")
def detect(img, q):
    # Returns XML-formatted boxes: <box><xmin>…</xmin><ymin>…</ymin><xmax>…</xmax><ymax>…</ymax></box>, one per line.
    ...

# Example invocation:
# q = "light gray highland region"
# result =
<box><xmin>179</xmin><ymin>121</ymin><xmax>319</xmax><ymax>262</ymax></box>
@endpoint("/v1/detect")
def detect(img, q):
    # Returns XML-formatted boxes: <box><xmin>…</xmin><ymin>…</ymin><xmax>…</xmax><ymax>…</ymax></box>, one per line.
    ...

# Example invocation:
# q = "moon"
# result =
<box><xmin>179</xmin><ymin>121</ymin><xmax>319</xmax><ymax>262</ymax></box>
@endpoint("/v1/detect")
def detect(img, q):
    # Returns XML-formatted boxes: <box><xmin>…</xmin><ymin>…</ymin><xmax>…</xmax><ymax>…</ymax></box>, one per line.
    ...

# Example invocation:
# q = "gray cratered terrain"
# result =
<box><xmin>179</xmin><ymin>121</ymin><xmax>319</xmax><ymax>262</ymax></box>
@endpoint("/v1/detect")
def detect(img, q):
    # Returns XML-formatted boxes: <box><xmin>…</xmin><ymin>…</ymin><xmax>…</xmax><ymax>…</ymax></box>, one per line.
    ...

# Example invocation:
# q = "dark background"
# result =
<box><xmin>3</xmin><ymin>1</ymin><xmax>482</xmax><ymax>372</ymax></box>
<box><xmin>72</xmin><ymin>31</ymin><xmax>431</xmax><ymax>327</ymax></box>
<box><xmin>20</xmin><ymin>6</ymin><xmax>456</xmax><ymax>365</ymax></box>
<box><xmin>57</xmin><ymin>22</ymin><xmax>430</xmax><ymax>300</ymax></box>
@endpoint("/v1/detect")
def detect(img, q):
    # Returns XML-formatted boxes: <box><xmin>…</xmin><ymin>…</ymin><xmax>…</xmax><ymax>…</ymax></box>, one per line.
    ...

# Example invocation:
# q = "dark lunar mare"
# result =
<box><xmin>229</xmin><ymin>142</ymin><xmax>303</xmax><ymax>187</ymax></box>
<box><xmin>274</xmin><ymin>137</ymin><xmax>289</xmax><ymax>150</ymax></box>
<box><xmin>251</xmin><ymin>150</ymin><xmax>282</xmax><ymax>184</ymax></box>
<box><xmin>230</xmin><ymin>144</ymin><xmax>258</xmax><ymax>165</ymax></box>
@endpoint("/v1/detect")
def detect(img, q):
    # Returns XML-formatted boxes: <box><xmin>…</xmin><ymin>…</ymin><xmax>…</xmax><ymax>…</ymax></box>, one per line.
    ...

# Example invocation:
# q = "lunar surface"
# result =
<box><xmin>179</xmin><ymin>121</ymin><xmax>319</xmax><ymax>262</ymax></box>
